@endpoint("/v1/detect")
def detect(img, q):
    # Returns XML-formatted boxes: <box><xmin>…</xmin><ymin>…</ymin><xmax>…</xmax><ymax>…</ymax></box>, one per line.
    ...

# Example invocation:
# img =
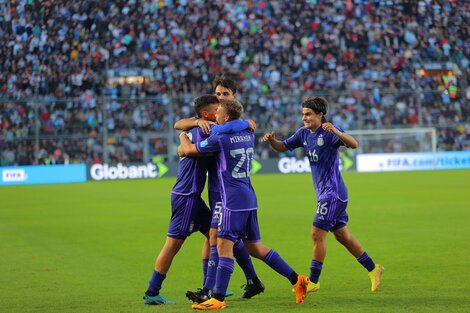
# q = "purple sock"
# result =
<box><xmin>214</xmin><ymin>257</ymin><xmax>234</xmax><ymax>300</ymax></box>
<box><xmin>233</xmin><ymin>240</ymin><xmax>257</xmax><ymax>282</ymax></box>
<box><xmin>263</xmin><ymin>249</ymin><xmax>295</xmax><ymax>282</ymax></box>
<box><xmin>204</xmin><ymin>246</ymin><xmax>219</xmax><ymax>290</ymax></box>
<box><xmin>309</xmin><ymin>260</ymin><xmax>323</xmax><ymax>283</ymax></box>
<box><xmin>202</xmin><ymin>259</ymin><xmax>209</xmax><ymax>285</ymax></box>
<box><xmin>357</xmin><ymin>252</ymin><xmax>376</xmax><ymax>272</ymax></box>
<box><xmin>147</xmin><ymin>270</ymin><xmax>166</xmax><ymax>294</ymax></box>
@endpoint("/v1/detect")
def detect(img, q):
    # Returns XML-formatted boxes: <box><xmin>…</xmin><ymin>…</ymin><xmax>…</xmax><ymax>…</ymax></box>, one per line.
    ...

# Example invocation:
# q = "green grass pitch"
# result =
<box><xmin>1</xmin><ymin>170</ymin><xmax>469</xmax><ymax>313</ymax></box>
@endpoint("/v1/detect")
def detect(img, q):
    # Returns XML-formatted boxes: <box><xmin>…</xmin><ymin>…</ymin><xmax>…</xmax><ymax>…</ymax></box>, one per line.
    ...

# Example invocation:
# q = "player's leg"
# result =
<box><xmin>187</xmin><ymin>195</ymin><xmax>227</xmax><ymax>303</ymax></box>
<box><xmin>144</xmin><ymin>193</ymin><xmax>205</xmax><ymax>305</ymax></box>
<box><xmin>204</xmin><ymin>198</ymin><xmax>223</xmax><ymax>293</ymax></box>
<box><xmin>332</xmin><ymin>226</ymin><xmax>364</xmax><ymax>257</ymax></box>
<box><xmin>211</xmin><ymin>218</ymin><xmax>236</xmax><ymax>301</ymax></box>
<box><xmin>233</xmin><ymin>239</ymin><xmax>265</xmax><ymax>298</ymax></box>
<box><xmin>206</xmin><ymin>198</ymin><xmax>261</xmax><ymax>299</ymax></box>
<box><xmin>308</xmin><ymin>198</ymin><xmax>337</xmax><ymax>293</ymax></box>
<box><xmin>192</xmin><ymin>203</ymin><xmax>238</xmax><ymax>310</ymax></box>
<box><xmin>242</xmin><ymin>211</ymin><xmax>296</xmax><ymax>280</ymax></box>
<box><xmin>244</xmin><ymin>241</ymin><xmax>309</xmax><ymax>303</ymax></box>
<box><xmin>333</xmin><ymin>225</ymin><xmax>384</xmax><ymax>292</ymax></box>
<box><xmin>155</xmin><ymin>237</ymin><xmax>185</xmax><ymax>273</ymax></box>
<box><xmin>201</xmin><ymin>237</ymin><xmax>210</xmax><ymax>285</ymax></box>
<box><xmin>205</xmin><ymin>228</ymin><xmax>219</xmax><ymax>289</ymax></box>
<box><xmin>310</xmin><ymin>199</ymin><xmax>330</xmax><ymax>286</ymax></box>
<box><xmin>193</xmin><ymin>208</ymin><xmax>248</xmax><ymax>310</ymax></box>
<box><xmin>207</xmin><ymin>195</ymin><xmax>235</xmax><ymax>297</ymax></box>
<box><xmin>311</xmin><ymin>226</ymin><xmax>328</xmax><ymax>262</ymax></box>
<box><xmin>143</xmin><ymin>236</ymin><xmax>184</xmax><ymax>305</ymax></box>
<box><xmin>243</xmin><ymin>241</ymin><xmax>295</xmax><ymax>279</ymax></box>
<box><xmin>192</xmin><ymin>237</ymin><xmax>234</xmax><ymax>310</ymax></box>
<box><xmin>306</xmin><ymin>225</ymin><xmax>326</xmax><ymax>293</ymax></box>
<box><xmin>243</xmin><ymin>210</ymin><xmax>309</xmax><ymax>304</ymax></box>
<box><xmin>186</xmin><ymin>228</ymin><xmax>218</xmax><ymax>303</ymax></box>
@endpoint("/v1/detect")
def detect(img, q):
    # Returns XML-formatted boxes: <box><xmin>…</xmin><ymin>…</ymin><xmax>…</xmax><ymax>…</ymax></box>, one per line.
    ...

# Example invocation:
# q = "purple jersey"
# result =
<box><xmin>207</xmin><ymin>120</ymin><xmax>251</xmax><ymax>193</ymax></box>
<box><xmin>207</xmin><ymin>161</ymin><xmax>219</xmax><ymax>193</ymax></box>
<box><xmin>284</xmin><ymin>126</ymin><xmax>348</xmax><ymax>202</ymax></box>
<box><xmin>197</xmin><ymin>128</ymin><xmax>257</xmax><ymax>211</ymax></box>
<box><xmin>172</xmin><ymin>126</ymin><xmax>212</xmax><ymax>195</ymax></box>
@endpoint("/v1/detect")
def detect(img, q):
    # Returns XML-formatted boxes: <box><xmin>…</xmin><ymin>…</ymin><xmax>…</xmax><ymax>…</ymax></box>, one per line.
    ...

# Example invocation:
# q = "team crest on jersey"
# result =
<box><xmin>200</xmin><ymin>139</ymin><xmax>208</xmax><ymax>147</ymax></box>
<box><xmin>317</xmin><ymin>135</ymin><xmax>324</xmax><ymax>146</ymax></box>
<box><xmin>303</xmin><ymin>141</ymin><xmax>307</xmax><ymax>146</ymax></box>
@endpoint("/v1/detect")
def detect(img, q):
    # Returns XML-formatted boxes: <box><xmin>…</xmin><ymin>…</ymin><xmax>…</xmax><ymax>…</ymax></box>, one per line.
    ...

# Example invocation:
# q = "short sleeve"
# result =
<box><xmin>197</xmin><ymin>133</ymin><xmax>222</xmax><ymax>154</ymax></box>
<box><xmin>283</xmin><ymin>128</ymin><xmax>305</xmax><ymax>150</ymax></box>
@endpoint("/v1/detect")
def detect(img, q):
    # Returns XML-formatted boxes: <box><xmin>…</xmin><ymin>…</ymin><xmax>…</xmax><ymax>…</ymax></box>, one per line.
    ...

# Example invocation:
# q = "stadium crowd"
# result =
<box><xmin>0</xmin><ymin>0</ymin><xmax>469</xmax><ymax>165</ymax></box>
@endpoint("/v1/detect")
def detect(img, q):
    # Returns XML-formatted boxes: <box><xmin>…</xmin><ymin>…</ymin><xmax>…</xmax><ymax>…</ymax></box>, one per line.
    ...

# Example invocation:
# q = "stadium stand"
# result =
<box><xmin>0</xmin><ymin>0</ymin><xmax>469</xmax><ymax>165</ymax></box>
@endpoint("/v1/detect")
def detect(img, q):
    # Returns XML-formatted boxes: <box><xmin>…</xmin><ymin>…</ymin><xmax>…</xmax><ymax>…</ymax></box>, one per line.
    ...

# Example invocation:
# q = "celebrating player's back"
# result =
<box><xmin>198</xmin><ymin>129</ymin><xmax>257</xmax><ymax>212</ymax></box>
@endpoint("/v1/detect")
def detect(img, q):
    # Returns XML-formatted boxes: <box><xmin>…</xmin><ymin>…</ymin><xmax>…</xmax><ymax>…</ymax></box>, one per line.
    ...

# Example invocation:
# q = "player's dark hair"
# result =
<box><xmin>302</xmin><ymin>96</ymin><xmax>328</xmax><ymax>123</ymax></box>
<box><xmin>212</xmin><ymin>76</ymin><xmax>237</xmax><ymax>95</ymax></box>
<box><xmin>194</xmin><ymin>95</ymin><xmax>219</xmax><ymax>117</ymax></box>
<box><xmin>220</xmin><ymin>99</ymin><xmax>243</xmax><ymax>120</ymax></box>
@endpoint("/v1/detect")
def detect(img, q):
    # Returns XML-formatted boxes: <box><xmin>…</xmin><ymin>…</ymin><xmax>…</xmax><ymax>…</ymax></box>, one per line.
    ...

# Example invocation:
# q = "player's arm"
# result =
<box><xmin>262</xmin><ymin>131</ymin><xmax>288</xmax><ymax>152</ymax></box>
<box><xmin>212</xmin><ymin>119</ymin><xmax>256</xmax><ymax>134</ymax></box>
<box><xmin>174</xmin><ymin>117</ymin><xmax>215</xmax><ymax>134</ymax></box>
<box><xmin>180</xmin><ymin>131</ymin><xmax>221</xmax><ymax>157</ymax></box>
<box><xmin>322</xmin><ymin>122</ymin><xmax>358</xmax><ymax>149</ymax></box>
<box><xmin>179</xmin><ymin>132</ymin><xmax>200</xmax><ymax>156</ymax></box>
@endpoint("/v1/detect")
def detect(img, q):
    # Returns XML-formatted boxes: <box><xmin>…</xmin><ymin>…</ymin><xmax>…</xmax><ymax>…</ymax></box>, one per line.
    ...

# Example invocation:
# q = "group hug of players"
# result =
<box><xmin>142</xmin><ymin>77</ymin><xmax>384</xmax><ymax>310</ymax></box>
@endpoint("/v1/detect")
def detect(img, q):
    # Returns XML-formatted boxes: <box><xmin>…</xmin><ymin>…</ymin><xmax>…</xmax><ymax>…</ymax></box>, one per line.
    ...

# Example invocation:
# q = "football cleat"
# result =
<box><xmin>192</xmin><ymin>298</ymin><xmax>227</xmax><ymax>310</ymax></box>
<box><xmin>368</xmin><ymin>264</ymin><xmax>384</xmax><ymax>292</ymax></box>
<box><xmin>186</xmin><ymin>288</ymin><xmax>210</xmax><ymax>303</ymax></box>
<box><xmin>143</xmin><ymin>293</ymin><xmax>175</xmax><ymax>305</ymax></box>
<box><xmin>292</xmin><ymin>281</ymin><xmax>320</xmax><ymax>293</ymax></box>
<box><xmin>239</xmin><ymin>281</ymin><xmax>265</xmax><ymax>299</ymax></box>
<box><xmin>307</xmin><ymin>281</ymin><xmax>320</xmax><ymax>293</ymax></box>
<box><xmin>293</xmin><ymin>275</ymin><xmax>310</xmax><ymax>304</ymax></box>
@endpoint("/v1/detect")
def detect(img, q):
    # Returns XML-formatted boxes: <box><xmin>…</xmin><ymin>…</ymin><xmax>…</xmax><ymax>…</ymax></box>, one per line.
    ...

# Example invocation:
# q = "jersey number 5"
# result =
<box><xmin>230</xmin><ymin>147</ymin><xmax>254</xmax><ymax>178</ymax></box>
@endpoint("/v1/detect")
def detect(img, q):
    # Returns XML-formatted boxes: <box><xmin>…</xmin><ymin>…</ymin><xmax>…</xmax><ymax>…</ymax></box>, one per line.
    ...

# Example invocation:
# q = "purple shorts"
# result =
<box><xmin>313</xmin><ymin>197</ymin><xmax>349</xmax><ymax>232</ymax></box>
<box><xmin>167</xmin><ymin>193</ymin><xmax>212</xmax><ymax>239</ymax></box>
<box><xmin>217</xmin><ymin>209</ymin><xmax>261</xmax><ymax>243</ymax></box>
<box><xmin>209</xmin><ymin>191</ymin><xmax>222</xmax><ymax>229</ymax></box>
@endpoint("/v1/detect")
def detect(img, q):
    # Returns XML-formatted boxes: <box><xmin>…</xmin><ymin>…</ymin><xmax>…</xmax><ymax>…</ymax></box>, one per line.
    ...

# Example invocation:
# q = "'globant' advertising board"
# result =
<box><xmin>89</xmin><ymin>163</ymin><xmax>158</xmax><ymax>181</ymax></box>
<box><xmin>356</xmin><ymin>151</ymin><xmax>470</xmax><ymax>172</ymax></box>
<box><xmin>0</xmin><ymin>164</ymin><xmax>87</xmax><ymax>186</ymax></box>
<box><xmin>278</xmin><ymin>157</ymin><xmax>311</xmax><ymax>174</ymax></box>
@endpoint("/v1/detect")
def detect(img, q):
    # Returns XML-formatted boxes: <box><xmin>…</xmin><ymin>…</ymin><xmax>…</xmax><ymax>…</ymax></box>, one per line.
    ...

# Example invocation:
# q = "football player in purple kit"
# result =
<box><xmin>175</xmin><ymin>76</ymin><xmax>265</xmax><ymax>302</ymax></box>
<box><xmin>142</xmin><ymin>95</ymin><xmax>220</xmax><ymax>305</ymax></box>
<box><xmin>179</xmin><ymin>99</ymin><xmax>310</xmax><ymax>310</ymax></box>
<box><xmin>262</xmin><ymin>96</ymin><xmax>384</xmax><ymax>296</ymax></box>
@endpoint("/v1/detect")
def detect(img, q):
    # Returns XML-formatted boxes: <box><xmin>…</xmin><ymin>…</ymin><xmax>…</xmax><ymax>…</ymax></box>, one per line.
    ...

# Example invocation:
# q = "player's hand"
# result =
<box><xmin>177</xmin><ymin>145</ymin><xmax>186</xmax><ymax>157</ymax></box>
<box><xmin>197</xmin><ymin>120</ymin><xmax>216</xmax><ymax>134</ymax></box>
<box><xmin>247</xmin><ymin>119</ymin><xmax>257</xmax><ymax>132</ymax></box>
<box><xmin>262</xmin><ymin>131</ymin><xmax>276</xmax><ymax>143</ymax></box>
<box><xmin>322</xmin><ymin>122</ymin><xmax>339</xmax><ymax>135</ymax></box>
